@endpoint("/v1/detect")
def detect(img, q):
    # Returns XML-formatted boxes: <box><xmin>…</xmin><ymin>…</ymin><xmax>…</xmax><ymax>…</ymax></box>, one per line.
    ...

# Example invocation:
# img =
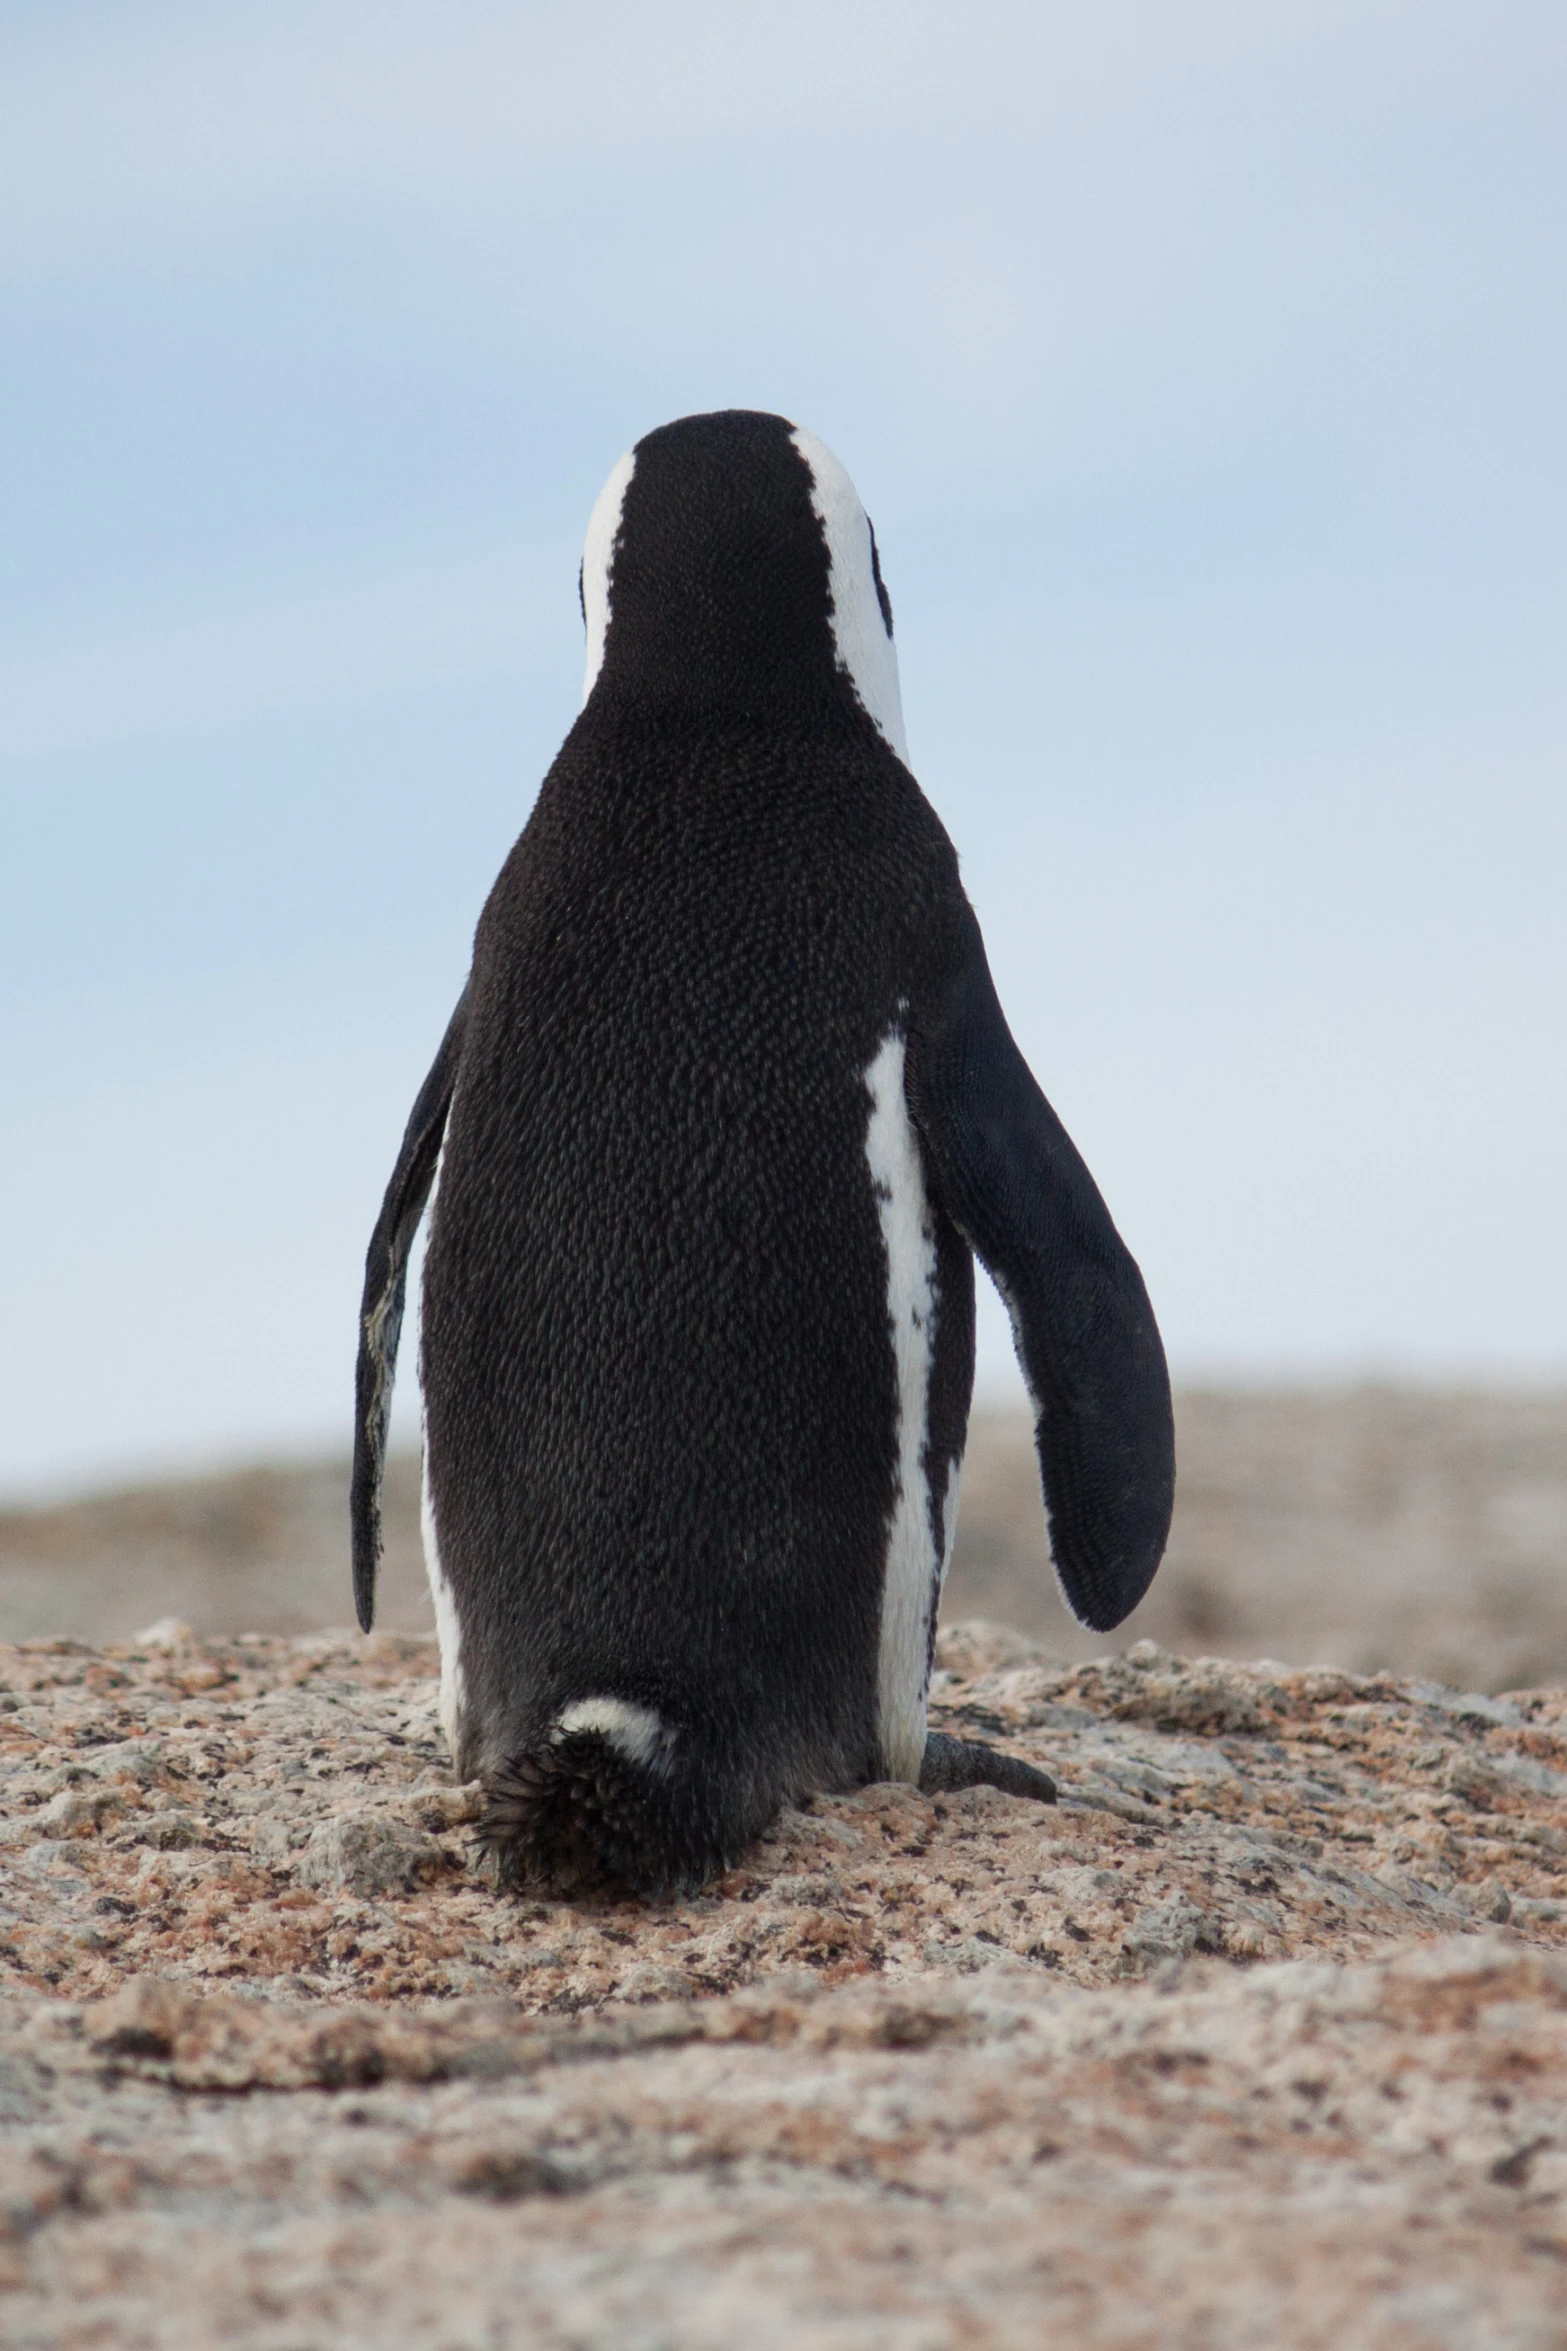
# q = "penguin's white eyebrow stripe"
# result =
<box><xmin>790</xmin><ymin>425</ymin><xmax>910</xmax><ymax>765</ymax></box>
<box><xmin>580</xmin><ymin>446</ymin><xmax>637</xmax><ymax>707</ymax></box>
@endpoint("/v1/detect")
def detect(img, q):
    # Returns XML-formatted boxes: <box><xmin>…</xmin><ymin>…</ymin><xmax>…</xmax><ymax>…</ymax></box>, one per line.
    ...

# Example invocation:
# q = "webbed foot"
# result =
<box><xmin>918</xmin><ymin>1731</ymin><xmax>1056</xmax><ymax>1803</ymax></box>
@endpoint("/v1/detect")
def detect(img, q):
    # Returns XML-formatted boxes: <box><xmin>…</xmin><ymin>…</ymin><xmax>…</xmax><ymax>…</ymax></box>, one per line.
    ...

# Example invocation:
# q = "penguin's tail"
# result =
<box><xmin>478</xmin><ymin>1699</ymin><xmax>739</xmax><ymax>1899</ymax></box>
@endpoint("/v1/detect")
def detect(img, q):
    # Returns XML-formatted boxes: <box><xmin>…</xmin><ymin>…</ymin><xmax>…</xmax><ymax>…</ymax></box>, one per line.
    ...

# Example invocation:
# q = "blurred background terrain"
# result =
<box><xmin>5</xmin><ymin>1388</ymin><xmax>1564</xmax><ymax>1694</ymax></box>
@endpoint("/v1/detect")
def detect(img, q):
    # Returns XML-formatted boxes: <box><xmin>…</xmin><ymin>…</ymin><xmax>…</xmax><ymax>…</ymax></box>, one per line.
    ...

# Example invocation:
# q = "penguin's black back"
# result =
<box><xmin>357</xmin><ymin>409</ymin><xmax>1173</xmax><ymax>1898</ymax></box>
<box><xmin>423</xmin><ymin>683</ymin><xmax>974</xmax><ymax>1853</ymax></box>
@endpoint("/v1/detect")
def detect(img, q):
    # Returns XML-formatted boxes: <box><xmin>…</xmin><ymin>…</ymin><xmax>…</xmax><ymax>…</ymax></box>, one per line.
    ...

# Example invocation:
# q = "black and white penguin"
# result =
<box><xmin>352</xmin><ymin>410</ymin><xmax>1174</xmax><ymax>1896</ymax></box>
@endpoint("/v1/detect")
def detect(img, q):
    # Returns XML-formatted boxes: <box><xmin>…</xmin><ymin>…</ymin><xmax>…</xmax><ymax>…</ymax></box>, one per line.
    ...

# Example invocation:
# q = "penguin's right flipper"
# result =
<box><xmin>908</xmin><ymin>908</ymin><xmax>1175</xmax><ymax>1633</ymax></box>
<box><xmin>919</xmin><ymin>1732</ymin><xmax>1056</xmax><ymax>1804</ymax></box>
<box><xmin>351</xmin><ymin>989</ymin><xmax>469</xmax><ymax>1633</ymax></box>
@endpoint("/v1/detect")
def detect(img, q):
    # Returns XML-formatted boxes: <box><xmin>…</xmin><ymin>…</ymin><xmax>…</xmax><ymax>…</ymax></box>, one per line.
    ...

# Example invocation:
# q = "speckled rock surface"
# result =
<box><xmin>2</xmin><ymin>1623</ymin><xmax>1566</xmax><ymax>2345</ymax></box>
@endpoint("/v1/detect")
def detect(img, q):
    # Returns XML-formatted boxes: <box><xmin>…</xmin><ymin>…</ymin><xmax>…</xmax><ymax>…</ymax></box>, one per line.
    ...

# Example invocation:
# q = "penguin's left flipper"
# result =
<box><xmin>919</xmin><ymin>1731</ymin><xmax>1056</xmax><ymax>1803</ymax></box>
<box><xmin>908</xmin><ymin>908</ymin><xmax>1175</xmax><ymax>1633</ymax></box>
<box><xmin>350</xmin><ymin>988</ymin><xmax>469</xmax><ymax>1633</ymax></box>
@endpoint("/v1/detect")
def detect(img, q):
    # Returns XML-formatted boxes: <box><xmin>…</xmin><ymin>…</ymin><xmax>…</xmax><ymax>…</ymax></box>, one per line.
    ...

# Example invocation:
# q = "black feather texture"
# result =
<box><xmin>478</xmin><ymin>1726</ymin><xmax>737</xmax><ymax>1900</ymax></box>
<box><xmin>354</xmin><ymin>409</ymin><xmax>1174</xmax><ymax>1895</ymax></box>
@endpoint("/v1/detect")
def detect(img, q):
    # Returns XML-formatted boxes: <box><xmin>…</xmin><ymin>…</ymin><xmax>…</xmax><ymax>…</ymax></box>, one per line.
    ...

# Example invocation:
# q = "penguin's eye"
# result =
<box><xmin>578</xmin><ymin>560</ymin><xmax>586</xmax><ymax>628</ymax></box>
<box><xmin>868</xmin><ymin>522</ymin><xmax>894</xmax><ymax>640</ymax></box>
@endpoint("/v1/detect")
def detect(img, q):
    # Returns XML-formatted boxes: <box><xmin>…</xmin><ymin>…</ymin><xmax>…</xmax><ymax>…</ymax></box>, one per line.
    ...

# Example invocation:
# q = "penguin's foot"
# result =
<box><xmin>918</xmin><ymin>1732</ymin><xmax>1056</xmax><ymax>1804</ymax></box>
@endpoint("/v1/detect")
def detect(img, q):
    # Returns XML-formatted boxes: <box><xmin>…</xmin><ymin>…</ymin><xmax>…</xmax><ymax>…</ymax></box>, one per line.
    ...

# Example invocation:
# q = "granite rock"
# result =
<box><xmin>1</xmin><ymin>1623</ymin><xmax>1565</xmax><ymax>2344</ymax></box>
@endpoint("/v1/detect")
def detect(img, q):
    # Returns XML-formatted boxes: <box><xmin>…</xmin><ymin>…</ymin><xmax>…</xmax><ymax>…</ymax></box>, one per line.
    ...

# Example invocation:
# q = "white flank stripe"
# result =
<box><xmin>791</xmin><ymin>425</ymin><xmax>910</xmax><ymax>764</ymax></box>
<box><xmin>420</xmin><ymin>1435</ymin><xmax>467</xmax><ymax>1769</ymax></box>
<box><xmin>417</xmin><ymin>1139</ymin><xmax>466</xmax><ymax>1769</ymax></box>
<box><xmin>580</xmin><ymin>445</ymin><xmax>636</xmax><ymax>704</ymax></box>
<box><xmin>863</xmin><ymin>1028</ymin><xmax>939</xmax><ymax>1780</ymax></box>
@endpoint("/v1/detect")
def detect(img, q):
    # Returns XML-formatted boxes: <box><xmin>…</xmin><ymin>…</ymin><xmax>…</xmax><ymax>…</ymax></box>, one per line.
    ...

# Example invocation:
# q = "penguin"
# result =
<box><xmin>352</xmin><ymin>409</ymin><xmax>1174</xmax><ymax>1898</ymax></box>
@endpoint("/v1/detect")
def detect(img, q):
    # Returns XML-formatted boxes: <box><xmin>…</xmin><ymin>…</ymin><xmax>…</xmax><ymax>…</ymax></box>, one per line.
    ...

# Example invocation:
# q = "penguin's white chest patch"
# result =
<box><xmin>862</xmin><ymin>1029</ymin><xmax>939</xmax><ymax>1781</ymax></box>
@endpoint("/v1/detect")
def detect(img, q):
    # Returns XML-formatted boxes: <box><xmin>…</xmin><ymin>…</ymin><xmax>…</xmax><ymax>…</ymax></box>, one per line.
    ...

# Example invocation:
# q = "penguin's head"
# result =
<box><xmin>578</xmin><ymin>410</ymin><xmax>908</xmax><ymax>763</ymax></box>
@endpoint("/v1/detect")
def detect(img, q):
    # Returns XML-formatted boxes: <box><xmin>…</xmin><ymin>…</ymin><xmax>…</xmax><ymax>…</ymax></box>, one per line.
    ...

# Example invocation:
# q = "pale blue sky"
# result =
<box><xmin>3</xmin><ymin>2</ymin><xmax>1564</xmax><ymax>1493</ymax></box>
